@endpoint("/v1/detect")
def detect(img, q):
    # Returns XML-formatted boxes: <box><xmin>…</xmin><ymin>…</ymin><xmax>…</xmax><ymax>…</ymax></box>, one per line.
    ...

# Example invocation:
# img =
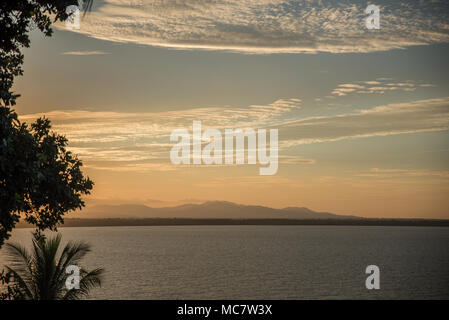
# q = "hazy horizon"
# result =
<box><xmin>62</xmin><ymin>199</ymin><xmax>447</xmax><ymax>221</ymax></box>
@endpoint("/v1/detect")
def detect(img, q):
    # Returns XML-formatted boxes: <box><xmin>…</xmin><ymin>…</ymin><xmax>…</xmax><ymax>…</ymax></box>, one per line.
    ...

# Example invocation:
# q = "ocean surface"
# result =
<box><xmin>0</xmin><ymin>226</ymin><xmax>448</xmax><ymax>299</ymax></box>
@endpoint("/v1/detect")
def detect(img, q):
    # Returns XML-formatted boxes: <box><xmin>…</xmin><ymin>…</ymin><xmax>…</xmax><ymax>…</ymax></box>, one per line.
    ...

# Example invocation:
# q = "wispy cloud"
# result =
<box><xmin>330</xmin><ymin>79</ymin><xmax>433</xmax><ymax>97</ymax></box>
<box><xmin>356</xmin><ymin>168</ymin><xmax>449</xmax><ymax>179</ymax></box>
<box><xmin>57</xmin><ymin>0</ymin><xmax>449</xmax><ymax>54</ymax></box>
<box><xmin>281</xmin><ymin>97</ymin><xmax>449</xmax><ymax>147</ymax></box>
<box><xmin>19</xmin><ymin>98</ymin><xmax>301</xmax><ymax>171</ymax></box>
<box><xmin>62</xmin><ymin>50</ymin><xmax>110</xmax><ymax>55</ymax></box>
<box><xmin>19</xmin><ymin>97</ymin><xmax>449</xmax><ymax>172</ymax></box>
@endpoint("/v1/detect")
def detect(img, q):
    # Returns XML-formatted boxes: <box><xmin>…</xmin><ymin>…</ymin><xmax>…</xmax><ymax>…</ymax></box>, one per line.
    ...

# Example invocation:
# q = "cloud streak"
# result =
<box><xmin>58</xmin><ymin>0</ymin><xmax>449</xmax><ymax>54</ymax></box>
<box><xmin>356</xmin><ymin>168</ymin><xmax>449</xmax><ymax>179</ymax></box>
<box><xmin>330</xmin><ymin>79</ymin><xmax>430</xmax><ymax>97</ymax></box>
<box><xmin>19</xmin><ymin>97</ymin><xmax>449</xmax><ymax>172</ymax></box>
<box><xmin>62</xmin><ymin>50</ymin><xmax>110</xmax><ymax>55</ymax></box>
<box><xmin>280</xmin><ymin>97</ymin><xmax>449</xmax><ymax>146</ymax></box>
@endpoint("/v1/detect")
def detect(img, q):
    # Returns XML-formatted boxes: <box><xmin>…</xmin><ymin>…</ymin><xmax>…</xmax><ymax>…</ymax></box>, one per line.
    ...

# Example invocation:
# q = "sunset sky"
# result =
<box><xmin>13</xmin><ymin>0</ymin><xmax>449</xmax><ymax>218</ymax></box>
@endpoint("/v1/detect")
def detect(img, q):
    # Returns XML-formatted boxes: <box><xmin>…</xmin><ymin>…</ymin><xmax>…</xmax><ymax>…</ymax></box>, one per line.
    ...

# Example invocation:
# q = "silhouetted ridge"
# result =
<box><xmin>70</xmin><ymin>201</ymin><xmax>359</xmax><ymax>220</ymax></box>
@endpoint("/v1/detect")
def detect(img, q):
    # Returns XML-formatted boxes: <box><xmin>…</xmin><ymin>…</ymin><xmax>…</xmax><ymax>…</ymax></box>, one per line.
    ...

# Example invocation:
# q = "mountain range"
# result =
<box><xmin>71</xmin><ymin>201</ymin><xmax>359</xmax><ymax>220</ymax></box>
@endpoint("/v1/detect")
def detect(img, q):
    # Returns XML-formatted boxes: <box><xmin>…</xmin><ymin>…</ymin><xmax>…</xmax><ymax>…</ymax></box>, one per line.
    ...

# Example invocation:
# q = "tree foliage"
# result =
<box><xmin>0</xmin><ymin>0</ymin><xmax>94</xmax><ymax>247</ymax></box>
<box><xmin>0</xmin><ymin>108</ymin><xmax>94</xmax><ymax>247</ymax></box>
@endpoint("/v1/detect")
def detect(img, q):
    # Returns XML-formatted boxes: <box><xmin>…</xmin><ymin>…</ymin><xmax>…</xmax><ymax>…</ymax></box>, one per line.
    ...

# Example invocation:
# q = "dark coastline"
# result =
<box><xmin>16</xmin><ymin>218</ymin><xmax>449</xmax><ymax>228</ymax></box>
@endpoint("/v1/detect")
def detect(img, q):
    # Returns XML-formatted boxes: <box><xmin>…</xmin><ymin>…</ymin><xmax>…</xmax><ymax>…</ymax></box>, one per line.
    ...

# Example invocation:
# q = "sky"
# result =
<box><xmin>12</xmin><ymin>0</ymin><xmax>449</xmax><ymax>218</ymax></box>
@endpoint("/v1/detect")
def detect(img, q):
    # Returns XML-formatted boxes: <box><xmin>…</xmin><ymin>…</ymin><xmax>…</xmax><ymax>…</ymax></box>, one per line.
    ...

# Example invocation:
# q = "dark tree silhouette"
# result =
<box><xmin>0</xmin><ymin>0</ymin><xmax>94</xmax><ymax>247</ymax></box>
<box><xmin>0</xmin><ymin>111</ymin><xmax>94</xmax><ymax>247</ymax></box>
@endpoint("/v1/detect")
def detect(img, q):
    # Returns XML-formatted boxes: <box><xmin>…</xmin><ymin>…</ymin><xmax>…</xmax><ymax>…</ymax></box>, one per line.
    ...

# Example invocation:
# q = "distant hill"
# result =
<box><xmin>69</xmin><ymin>201</ymin><xmax>359</xmax><ymax>220</ymax></box>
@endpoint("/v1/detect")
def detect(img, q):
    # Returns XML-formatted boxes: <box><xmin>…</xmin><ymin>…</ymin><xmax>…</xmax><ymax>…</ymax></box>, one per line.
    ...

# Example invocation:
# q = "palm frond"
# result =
<box><xmin>4</xmin><ymin>266</ymin><xmax>34</xmax><ymax>299</ymax></box>
<box><xmin>30</xmin><ymin>233</ymin><xmax>60</xmax><ymax>299</ymax></box>
<box><xmin>2</xmin><ymin>231</ymin><xmax>103</xmax><ymax>300</ymax></box>
<box><xmin>62</xmin><ymin>268</ymin><xmax>104</xmax><ymax>300</ymax></box>
<box><xmin>59</xmin><ymin>241</ymin><xmax>91</xmax><ymax>270</ymax></box>
<box><xmin>4</xmin><ymin>242</ymin><xmax>35</xmax><ymax>296</ymax></box>
<box><xmin>53</xmin><ymin>241</ymin><xmax>91</xmax><ymax>288</ymax></box>
<box><xmin>5</xmin><ymin>242</ymin><xmax>33</xmax><ymax>275</ymax></box>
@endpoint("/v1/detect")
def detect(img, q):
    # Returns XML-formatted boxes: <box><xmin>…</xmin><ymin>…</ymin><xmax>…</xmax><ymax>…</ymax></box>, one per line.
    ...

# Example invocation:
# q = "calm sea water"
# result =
<box><xmin>0</xmin><ymin>226</ymin><xmax>448</xmax><ymax>299</ymax></box>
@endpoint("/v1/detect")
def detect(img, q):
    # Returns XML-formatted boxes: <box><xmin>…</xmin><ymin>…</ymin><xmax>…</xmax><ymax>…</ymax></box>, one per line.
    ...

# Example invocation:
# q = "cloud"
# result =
<box><xmin>338</xmin><ymin>84</ymin><xmax>365</xmax><ymax>89</ymax></box>
<box><xmin>278</xmin><ymin>155</ymin><xmax>315</xmax><ymax>165</ymax></box>
<box><xmin>280</xmin><ymin>97</ymin><xmax>449</xmax><ymax>146</ymax></box>
<box><xmin>329</xmin><ymin>79</ymin><xmax>433</xmax><ymax>97</ymax></box>
<box><xmin>19</xmin><ymin>97</ymin><xmax>449</xmax><ymax>172</ymax></box>
<box><xmin>332</xmin><ymin>87</ymin><xmax>357</xmax><ymax>96</ymax></box>
<box><xmin>19</xmin><ymin>98</ymin><xmax>301</xmax><ymax>171</ymax></box>
<box><xmin>363</xmin><ymin>81</ymin><xmax>381</xmax><ymax>85</ymax></box>
<box><xmin>62</xmin><ymin>50</ymin><xmax>110</xmax><ymax>55</ymax></box>
<box><xmin>58</xmin><ymin>0</ymin><xmax>449</xmax><ymax>54</ymax></box>
<box><xmin>356</xmin><ymin>168</ymin><xmax>449</xmax><ymax>179</ymax></box>
<box><xmin>21</xmin><ymin>98</ymin><xmax>301</xmax><ymax>142</ymax></box>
